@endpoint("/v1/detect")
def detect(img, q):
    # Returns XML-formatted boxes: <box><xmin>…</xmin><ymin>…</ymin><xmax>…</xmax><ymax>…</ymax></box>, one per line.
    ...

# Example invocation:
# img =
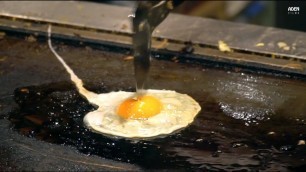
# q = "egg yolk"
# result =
<box><xmin>117</xmin><ymin>95</ymin><xmax>162</xmax><ymax>119</ymax></box>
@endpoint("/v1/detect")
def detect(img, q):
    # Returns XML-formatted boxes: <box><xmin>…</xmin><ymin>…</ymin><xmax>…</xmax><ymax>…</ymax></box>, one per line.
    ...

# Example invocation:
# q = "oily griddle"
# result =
<box><xmin>9</xmin><ymin>83</ymin><xmax>210</xmax><ymax>170</ymax></box>
<box><xmin>1</xmin><ymin>33</ymin><xmax>305</xmax><ymax>171</ymax></box>
<box><xmin>8</xmin><ymin>82</ymin><xmax>306</xmax><ymax>171</ymax></box>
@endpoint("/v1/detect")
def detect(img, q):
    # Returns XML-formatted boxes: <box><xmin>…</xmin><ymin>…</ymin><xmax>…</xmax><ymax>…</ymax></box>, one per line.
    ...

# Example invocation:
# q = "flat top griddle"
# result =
<box><xmin>0</xmin><ymin>1</ymin><xmax>306</xmax><ymax>171</ymax></box>
<box><xmin>0</xmin><ymin>32</ymin><xmax>305</xmax><ymax>171</ymax></box>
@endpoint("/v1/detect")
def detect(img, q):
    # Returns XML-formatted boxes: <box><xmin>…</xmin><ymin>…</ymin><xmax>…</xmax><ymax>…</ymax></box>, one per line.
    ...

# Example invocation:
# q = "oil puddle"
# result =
<box><xmin>8</xmin><ymin>82</ymin><xmax>306</xmax><ymax>170</ymax></box>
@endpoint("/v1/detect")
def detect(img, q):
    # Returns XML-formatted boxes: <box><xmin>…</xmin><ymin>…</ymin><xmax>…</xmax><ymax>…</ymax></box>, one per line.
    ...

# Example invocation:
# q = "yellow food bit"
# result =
<box><xmin>277</xmin><ymin>42</ymin><xmax>290</xmax><ymax>51</ymax></box>
<box><xmin>283</xmin><ymin>63</ymin><xmax>303</xmax><ymax>70</ymax></box>
<box><xmin>123</xmin><ymin>55</ymin><xmax>134</xmax><ymax>61</ymax></box>
<box><xmin>298</xmin><ymin>140</ymin><xmax>305</xmax><ymax>145</ymax></box>
<box><xmin>218</xmin><ymin>40</ymin><xmax>232</xmax><ymax>52</ymax></box>
<box><xmin>155</xmin><ymin>39</ymin><xmax>169</xmax><ymax>49</ymax></box>
<box><xmin>121</xmin><ymin>24</ymin><xmax>128</xmax><ymax>30</ymax></box>
<box><xmin>166</xmin><ymin>0</ymin><xmax>174</xmax><ymax>10</ymax></box>
<box><xmin>255</xmin><ymin>43</ymin><xmax>265</xmax><ymax>47</ymax></box>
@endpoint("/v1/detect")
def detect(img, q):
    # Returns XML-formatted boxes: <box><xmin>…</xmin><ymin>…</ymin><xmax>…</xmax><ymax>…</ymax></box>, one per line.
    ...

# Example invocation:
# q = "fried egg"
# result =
<box><xmin>48</xmin><ymin>25</ymin><xmax>201</xmax><ymax>138</ymax></box>
<box><xmin>83</xmin><ymin>90</ymin><xmax>201</xmax><ymax>138</ymax></box>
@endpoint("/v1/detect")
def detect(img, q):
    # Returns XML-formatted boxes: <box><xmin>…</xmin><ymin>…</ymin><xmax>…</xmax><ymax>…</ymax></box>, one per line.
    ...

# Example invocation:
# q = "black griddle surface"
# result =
<box><xmin>0</xmin><ymin>33</ymin><xmax>306</xmax><ymax>171</ymax></box>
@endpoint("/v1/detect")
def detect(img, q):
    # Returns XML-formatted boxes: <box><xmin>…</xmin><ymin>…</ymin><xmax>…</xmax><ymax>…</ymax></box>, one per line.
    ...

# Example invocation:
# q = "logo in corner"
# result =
<box><xmin>288</xmin><ymin>7</ymin><xmax>300</xmax><ymax>15</ymax></box>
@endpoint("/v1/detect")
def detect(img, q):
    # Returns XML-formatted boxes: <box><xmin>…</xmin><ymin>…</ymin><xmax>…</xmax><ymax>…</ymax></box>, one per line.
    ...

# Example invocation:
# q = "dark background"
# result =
<box><xmin>96</xmin><ymin>0</ymin><xmax>306</xmax><ymax>32</ymax></box>
<box><xmin>276</xmin><ymin>1</ymin><xmax>306</xmax><ymax>32</ymax></box>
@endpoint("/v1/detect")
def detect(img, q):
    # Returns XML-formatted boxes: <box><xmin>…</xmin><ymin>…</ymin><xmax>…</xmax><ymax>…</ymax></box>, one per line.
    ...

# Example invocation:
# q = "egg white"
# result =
<box><xmin>83</xmin><ymin>90</ymin><xmax>201</xmax><ymax>138</ymax></box>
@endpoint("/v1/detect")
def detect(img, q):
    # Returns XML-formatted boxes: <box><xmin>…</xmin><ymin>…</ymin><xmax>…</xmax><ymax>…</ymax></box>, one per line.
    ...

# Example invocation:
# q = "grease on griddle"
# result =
<box><xmin>9</xmin><ymin>82</ymin><xmax>306</xmax><ymax>171</ymax></box>
<box><xmin>9</xmin><ymin>84</ymin><xmax>206</xmax><ymax>169</ymax></box>
<box><xmin>10</xmin><ymin>86</ymin><xmax>211</xmax><ymax>168</ymax></box>
<box><xmin>8</xmin><ymin>82</ymin><xmax>306</xmax><ymax>170</ymax></box>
